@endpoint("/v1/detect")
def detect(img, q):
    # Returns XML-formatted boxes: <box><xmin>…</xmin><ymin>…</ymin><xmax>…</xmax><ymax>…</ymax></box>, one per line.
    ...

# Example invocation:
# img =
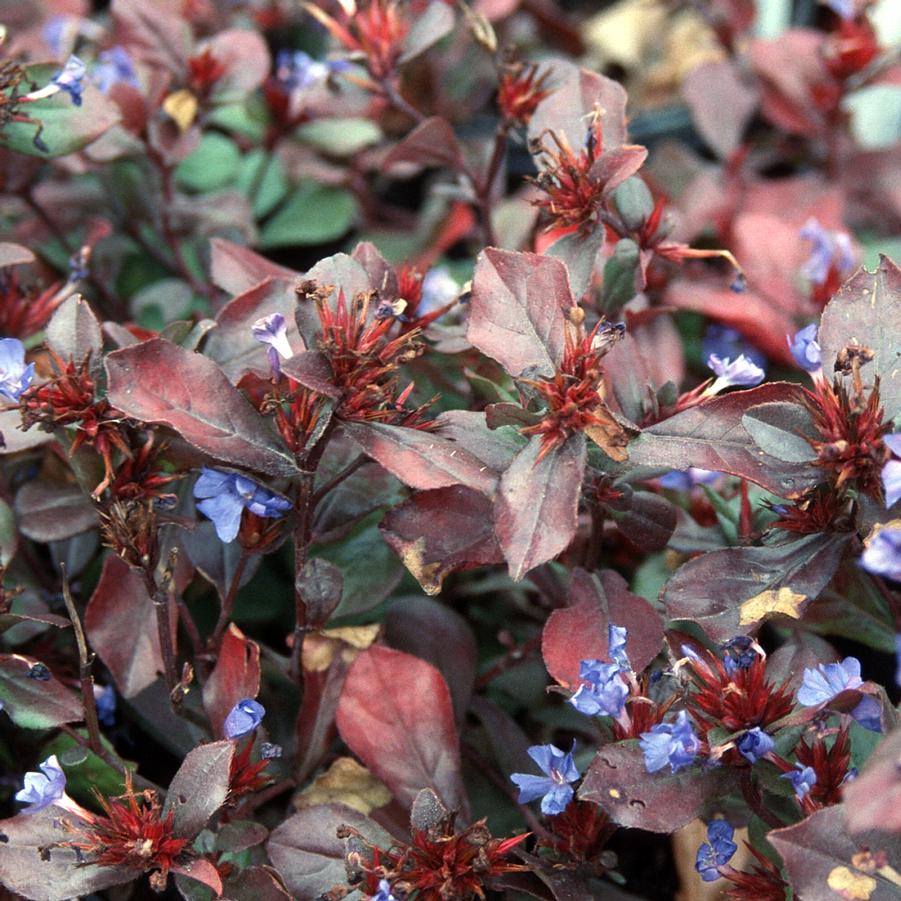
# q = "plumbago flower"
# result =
<box><xmin>800</xmin><ymin>218</ymin><xmax>855</xmax><ymax>303</ymax></box>
<box><xmin>782</xmin><ymin>763</ymin><xmax>817</xmax><ymax>801</ymax></box>
<box><xmin>861</xmin><ymin>526</ymin><xmax>901</xmax><ymax>581</ymax></box>
<box><xmin>0</xmin><ymin>337</ymin><xmax>35</xmax><ymax>402</ymax></box>
<box><xmin>569</xmin><ymin>624</ymin><xmax>635</xmax><ymax>725</ymax></box>
<box><xmin>510</xmin><ymin>742</ymin><xmax>580</xmax><ymax>815</ymax></box>
<box><xmin>695</xmin><ymin>820</ymin><xmax>737</xmax><ymax>882</ymax></box>
<box><xmin>639</xmin><ymin>710</ymin><xmax>701</xmax><ymax>774</ymax></box>
<box><xmin>224</xmin><ymin>698</ymin><xmax>266</xmax><ymax>740</ymax></box>
<box><xmin>796</xmin><ymin>656</ymin><xmax>881</xmax><ymax>731</ymax></box>
<box><xmin>706</xmin><ymin>354</ymin><xmax>765</xmax><ymax>395</ymax></box>
<box><xmin>737</xmin><ymin>727</ymin><xmax>775</xmax><ymax>764</ymax></box>
<box><xmin>788</xmin><ymin>323</ymin><xmax>822</xmax><ymax>373</ymax></box>
<box><xmin>193</xmin><ymin>468</ymin><xmax>291</xmax><ymax>543</ymax></box>
<box><xmin>882</xmin><ymin>434</ymin><xmax>901</xmax><ymax>508</ymax></box>
<box><xmin>16</xmin><ymin>755</ymin><xmax>67</xmax><ymax>813</ymax></box>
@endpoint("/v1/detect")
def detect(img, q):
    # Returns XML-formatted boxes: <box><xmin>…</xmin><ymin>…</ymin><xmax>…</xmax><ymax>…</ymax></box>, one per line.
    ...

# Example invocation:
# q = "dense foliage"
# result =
<box><xmin>0</xmin><ymin>1</ymin><xmax>899</xmax><ymax>899</ymax></box>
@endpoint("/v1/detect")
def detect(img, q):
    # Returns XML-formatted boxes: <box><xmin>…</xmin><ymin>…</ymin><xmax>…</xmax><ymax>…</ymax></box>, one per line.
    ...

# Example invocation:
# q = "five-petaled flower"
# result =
<box><xmin>881</xmin><ymin>434</ymin><xmax>901</xmax><ymax>509</ymax></box>
<box><xmin>193</xmin><ymin>468</ymin><xmax>291</xmax><ymax>543</ymax></box>
<box><xmin>224</xmin><ymin>698</ymin><xmax>266</xmax><ymax>740</ymax></box>
<box><xmin>510</xmin><ymin>741</ymin><xmax>580</xmax><ymax>816</ymax></box>
<box><xmin>570</xmin><ymin>659</ymin><xmax>629</xmax><ymax>718</ymax></box>
<box><xmin>782</xmin><ymin>763</ymin><xmax>817</xmax><ymax>800</ymax></box>
<box><xmin>640</xmin><ymin>710</ymin><xmax>701</xmax><ymax>774</ymax></box>
<box><xmin>737</xmin><ymin>727</ymin><xmax>774</xmax><ymax>764</ymax></box>
<box><xmin>788</xmin><ymin>323</ymin><xmax>822</xmax><ymax>372</ymax></box>
<box><xmin>861</xmin><ymin>527</ymin><xmax>901</xmax><ymax>582</ymax></box>
<box><xmin>695</xmin><ymin>820</ymin><xmax>737</xmax><ymax>882</ymax></box>
<box><xmin>16</xmin><ymin>755</ymin><xmax>67</xmax><ymax>813</ymax></box>
<box><xmin>796</xmin><ymin>657</ymin><xmax>863</xmax><ymax>706</ymax></box>
<box><xmin>0</xmin><ymin>337</ymin><xmax>35</xmax><ymax>403</ymax></box>
<box><xmin>51</xmin><ymin>55</ymin><xmax>87</xmax><ymax>106</ymax></box>
<box><xmin>706</xmin><ymin>354</ymin><xmax>765</xmax><ymax>394</ymax></box>
<box><xmin>252</xmin><ymin>312</ymin><xmax>294</xmax><ymax>375</ymax></box>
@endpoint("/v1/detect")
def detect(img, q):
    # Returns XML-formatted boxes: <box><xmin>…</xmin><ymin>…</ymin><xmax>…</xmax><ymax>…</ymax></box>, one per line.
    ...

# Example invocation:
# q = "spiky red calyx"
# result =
<box><xmin>498</xmin><ymin>61</ymin><xmax>553</xmax><ymax>128</ymax></box>
<box><xmin>542</xmin><ymin>800</ymin><xmax>616</xmax><ymax>865</ymax></box>
<box><xmin>721</xmin><ymin>843</ymin><xmax>790</xmax><ymax>901</ymax></box>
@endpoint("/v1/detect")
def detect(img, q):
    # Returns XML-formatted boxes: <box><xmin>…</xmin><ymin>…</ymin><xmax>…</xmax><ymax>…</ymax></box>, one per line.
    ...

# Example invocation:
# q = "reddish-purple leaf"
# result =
<box><xmin>221</xmin><ymin>865</ymin><xmax>291</xmax><ymax>901</ymax></box>
<box><xmin>84</xmin><ymin>554</ymin><xmax>165</xmax><ymax>698</ymax></box>
<box><xmin>468</xmin><ymin>248</ymin><xmax>575</xmax><ymax>379</ymax></box>
<box><xmin>336</xmin><ymin>645</ymin><xmax>467</xmax><ymax>814</ymax></box>
<box><xmin>164</xmin><ymin>740</ymin><xmax>236</xmax><ymax>839</ymax></box>
<box><xmin>295</xmin><ymin>558</ymin><xmax>344</xmax><ymax>629</ymax></box>
<box><xmin>112</xmin><ymin>0</ymin><xmax>192</xmax><ymax>73</ymax></box>
<box><xmin>494</xmin><ymin>434</ymin><xmax>586</xmax><ymax>581</ymax></box>
<box><xmin>340</xmin><ymin>421</ymin><xmax>498</xmax><ymax>496</ymax></box>
<box><xmin>105</xmin><ymin>339</ymin><xmax>297</xmax><ymax>477</ymax></box>
<box><xmin>662</xmin><ymin>532</ymin><xmax>853</xmax><ymax>642</ymax></box>
<box><xmin>399</xmin><ymin>1</ymin><xmax>455</xmax><ymax>63</ymax></box>
<box><xmin>528</xmin><ymin>63</ymin><xmax>629</xmax><ymax>152</ymax></box>
<box><xmin>542</xmin><ymin>569</ymin><xmax>664</xmax><ymax>687</ymax></box>
<box><xmin>0</xmin><ymin>807</ymin><xmax>134</xmax><ymax>901</ymax></box>
<box><xmin>15</xmin><ymin>481</ymin><xmax>97</xmax><ymax>542</ymax></box>
<box><xmin>383</xmin><ymin>117</ymin><xmax>463</xmax><ymax>172</ymax></box>
<box><xmin>380</xmin><ymin>486</ymin><xmax>503</xmax><ymax>595</ymax></box>
<box><xmin>384</xmin><ymin>596</ymin><xmax>477</xmax><ymax>724</ymax></box>
<box><xmin>0</xmin><ymin>653</ymin><xmax>81</xmax><ymax>730</ymax></box>
<box><xmin>203</xmin><ymin>625</ymin><xmax>261</xmax><ymax>739</ymax></box>
<box><xmin>172</xmin><ymin>858</ymin><xmax>223</xmax><ymax>896</ymax></box>
<box><xmin>267</xmin><ymin>804</ymin><xmax>392</xmax><ymax>898</ymax></box>
<box><xmin>628</xmin><ymin>383</ymin><xmax>822</xmax><ymax>497</ymax></box>
<box><xmin>819</xmin><ymin>256</ymin><xmax>901</xmax><ymax>423</ymax></box>
<box><xmin>769</xmin><ymin>804</ymin><xmax>900</xmax><ymax>900</ymax></box>
<box><xmin>843</xmin><ymin>728</ymin><xmax>901</xmax><ymax>833</ymax></box>
<box><xmin>682</xmin><ymin>60</ymin><xmax>758</xmax><ymax>158</ymax></box>
<box><xmin>180</xmin><ymin>521</ymin><xmax>261</xmax><ymax>602</ymax></box>
<box><xmin>579</xmin><ymin>743</ymin><xmax>731</xmax><ymax>832</ymax></box>
<box><xmin>209</xmin><ymin>238</ymin><xmax>296</xmax><ymax>296</ymax></box>
<box><xmin>0</xmin><ymin>408</ymin><xmax>52</xmax><ymax>454</ymax></box>
<box><xmin>202</xmin><ymin>29</ymin><xmax>270</xmax><ymax>102</ymax></box>
<box><xmin>608</xmin><ymin>490</ymin><xmax>677</xmax><ymax>551</ymax></box>
<box><xmin>279</xmin><ymin>350</ymin><xmax>341</xmax><ymax>397</ymax></box>
<box><xmin>45</xmin><ymin>296</ymin><xmax>103</xmax><ymax>367</ymax></box>
<box><xmin>201</xmin><ymin>279</ymin><xmax>300</xmax><ymax>382</ymax></box>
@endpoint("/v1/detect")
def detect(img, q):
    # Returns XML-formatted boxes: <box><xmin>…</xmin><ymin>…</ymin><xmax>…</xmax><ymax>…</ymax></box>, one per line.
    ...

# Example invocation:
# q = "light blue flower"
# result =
<box><xmin>659</xmin><ymin>468</ymin><xmax>719</xmax><ymax>491</ymax></box>
<box><xmin>800</xmin><ymin>219</ymin><xmax>854</xmax><ymax>285</ymax></box>
<box><xmin>702</xmin><ymin>325</ymin><xmax>765</xmax><ymax>371</ymax></box>
<box><xmin>861</xmin><ymin>528</ymin><xmax>901</xmax><ymax>582</ymax></box>
<box><xmin>510</xmin><ymin>741</ymin><xmax>580</xmax><ymax>816</ymax></box>
<box><xmin>51</xmin><ymin>55</ymin><xmax>87</xmax><ymax>106</ymax></box>
<box><xmin>695</xmin><ymin>820</ymin><xmax>737</xmax><ymax>882</ymax></box>
<box><xmin>570</xmin><ymin>660</ymin><xmax>628</xmax><ymax>718</ymax></box>
<box><xmin>782</xmin><ymin>763</ymin><xmax>817</xmax><ymax>800</ymax></box>
<box><xmin>0</xmin><ymin>338</ymin><xmax>35</xmax><ymax>402</ymax></box>
<box><xmin>370</xmin><ymin>879</ymin><xmax>398</xmax><ymax>901</ymax></box>
<box><xmin>93</xmin><ymin>47</ymin><xmax>140</xmax><ymax>93</ymax></box>
<box><xmin>275</xmin><ymin>50</ymin><xmax>350</xmax><ymax>91</ymax></box>
<box><xmin>193</xmin><ymin>468</ymin><xmax>291</xmax><ymax>543</ymax></box>
<box><xmin>737</xmin><ymin>727</ymin><xmax>774</xmax><ymax>763</ymax></box>
<box><xmin>882</xmin><ymin>434</ymin><xmax>901</xmax><ymax>510</ymax></box>
<box><xmin>224</xmin><ymin>698</ymin><xmax>266</xmax><ymax>740</ymax></box>
<box><xmin>823</xmin><ymin>0</ymin><xmax>856</xmax><ymax>21</ymax></box>
<box><xmin>849</xmin><ymin>695</ymin><xmax>882</xmax><ymax>732</ymax></box>
<box><xmin>707</xmin><ymin>353</ymin><xmax>765</xmax><ymax>393</ymax></box>
<box><xmin>608</xmin><ymin>624</ymin><xmax>630</xmax><ymax>671</ymax></box>
<box><xmin>796</xmin><ymin>657</ymin><xmax>863</xmax><ymax>706</ymax></box>
<box><xmin>15</xmin><ymin>755</ymin><xmax>66</xmax><ymax>813</ymax></box>
<box><xmin>419</xmin><ymin>266</ymin><xmax>460</xmax><ymax>315</ymax></box>
<box><xmin>788</xmin><ymin>323</ymin><xmax>822</xmax><ymax>372</ymax></box>
<box><xmin>640</xmin><ymin>710</ymin><xmax>701</xmax><ymax>774</ymax></box>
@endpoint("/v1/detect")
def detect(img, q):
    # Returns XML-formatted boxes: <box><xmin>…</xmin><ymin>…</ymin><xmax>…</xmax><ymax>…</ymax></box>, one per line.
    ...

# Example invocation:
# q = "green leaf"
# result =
<box><xmin>742</xmin><ymin>402</ymin><xmax>818</xmax><ymax>463</ymax></box>
<box><xmin>235</xmin><ymin>150</ymin><xmax>289</xmax><ymax>219</ymax></box>
<box><xmin>296</xmin><ymin>118</ymin><xmax>383</xmax><ymax>157</ymax></box>
<box><xmin>42</xmin><ymin>730</ymin><xmax>133</xmax><ymax>805</ymax></box>
<box><xmin>260</xmin><ymin>183</ymin><xmax>357</xmax><ymax>248</ymax></box>
<box><xmin>612</xmin><ymin>176</ymin><xmax>655</xmax><ymax>230</ymax></box>
<box><xmin>0</xmin><ymin>64</ymin><xmax>120</xmax><ymax>158</ymax></box>
<box><xmin>176</xmin><ymin>133</ymin><xmax>242</xmax><ymax>192</ymax></box>
<box><xmin>600</xmin><ymin>238</ymin><xmax>640</xmax><ymax>315</ymax></box>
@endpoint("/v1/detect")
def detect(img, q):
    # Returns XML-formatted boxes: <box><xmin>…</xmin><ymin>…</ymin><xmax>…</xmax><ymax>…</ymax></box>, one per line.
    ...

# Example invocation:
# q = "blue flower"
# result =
<box><xmin>824</xmin><ymin>0</ymin><xmax>856</xmax><ymax>21</ymax></box>
<box><xmin>861</xmin><ymin>527</ymin><xmax>901</xmax><ymax>582</ymax></box>
<box><xmin>93</xmin><ymin>47</ymin><xmax>140</xmax><ymax>93</ymax></box>
<box><xmin>707</xmin><ymin>353</ymin><xmax>765</xmax><ymax>393</ymax></box>
<box><xmin>193</xmin><ymin>468</ymin><xmax>291</xmax><ymax>543</ymax></box>
<box><xmin>570</xmin><ymin>660</ymin><xmax>628</xmax><ymax>718</ymax></box>
<box><xmin>782</xmin><ymin>763</ymin><xmax>817</xmax><ymax>800</ymax></box>
<box><xmin>702</xmin><ymin>325</ymin><xmax>765</xmax><ymax>371</ymax></box>
<box><xmin>882</xmin><ymin>434</ymin><xmax>901</xmax><ymax>509</ymax></box>
<box><xmin>659</xmin><ymin>468</ymin><xmax>719</xmax><ymax>491</ymax></box>
<box><xmin>42</xmin><ymin>15</ymin><xmax>79</xmax><ymax>56</ymax></box>
<box><xmin>275</xmin><ymin>50</ymin><xmax>350</xmax><ymax>92</ymax></box>
<box><xmin>370</xmin><ymin>879</ymin><xmax>398</xmax><ymax>901</ymax></box>
<box><xmin>850</xmin><ymin>695</ymin><xmax>882</xmax><ymax>732</ymax></box>
<box><xmin>640</xmin><ymin>710</ymin><xmax>701</xmax><ymax>774</ymax></box>
<box><xmin>224</xmin><ymin>698</ymin><xmax>266</xmax><ymax>740</ymax></box>
<box><xmin>796</xmin><ymin>657</ymin><xmax>863</xmax><ymax>707</ymax></box>
<box><xmin>510</xmin><ymin>741</ymin><xmax>580</xmax><ymax>816</ymax></box>
<box><xmin>608</xmin><ymin>624</ymin><xmax>630</xmax><ymax>671</ymax></box>
<box><xmin>722</xmin><ymin>636</ymin><xmax>758</xmax><ymax>675</ymax></box>
<box><xmin>737</xmin><ymin>727</ymin><xmax>774</xmax><ymax>764</ymax></box>
<box><xmin>695</xmin><ymin>819</ymin><xmax>737</xmax><ymax>882</ymax></box>
<box><xmin>51</xmin><ymin>55</ymin><xmax>87</xmax><ymax>106</ymax></box>
<box><xmin>787</xmin><ymin>323</ymin><xmax>822</xmax><ymax>372</ymax></box>
<box><xmin>252</xmin><ymin>313</ymin><xmax>293</xmax><ymax>360</ymax></box>
<box><xmin>93</xmin><ymin>683</ymin><xmax>117</xmax><ymax>727</ymax></box>
<box><xmin>16</xmin><ymin>755</ymin><xmax>66</xmax><ymax>813</ymax></box>
<box><xmin>800</xmin><ymin>219</ymin><xmax>855</xmax><ymax>286</ymax></box>
<box><xmin>0</xmin><ymin>338</ymin><xmax>35</xmax><ymax>402</ymax></box>
<box><xmin>420</xmin><ymin>266</ymin><xmax>460</xmax><ymax>315</ymax></box>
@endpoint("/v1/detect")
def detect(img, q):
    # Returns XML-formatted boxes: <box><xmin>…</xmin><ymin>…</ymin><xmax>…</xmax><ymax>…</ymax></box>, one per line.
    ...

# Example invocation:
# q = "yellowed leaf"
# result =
<box><xmin>163</xmin><ymin>89</ymin><xmax>198</xmax><ymax>132</ymax></box>
<box><xmin>739</xmin><ymin>587</ymin><xmax>807</xmax><ymax>626</ymax></box>
<box><xmin>294</xmin><ymin>757</ymin><xmax>391</xmax><ymax>814</ymax></box>
<box><xmin>395</xmin><ymin>537</ymin><xmax>444</xmax><ymax>596</ymax></box>
<box><xmin>321</xmin><ymin>624</ymin><xmax>380</xmax><ymax>650</ymax></box>
<box><xmin>827</xmin><ymin>865</ymin><xmax>876</xmax><ymax>899</ymax></box>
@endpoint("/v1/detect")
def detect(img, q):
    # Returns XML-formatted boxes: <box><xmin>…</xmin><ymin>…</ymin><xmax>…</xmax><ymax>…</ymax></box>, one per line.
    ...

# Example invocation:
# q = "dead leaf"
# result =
<box><xmin>827</xmin><ymin>866</ymin><xmax>876</xmax><ymax>900</ymax></box>
<box><xmin>294</xmin><ymin>757</ymin><xmax>391</xmax><ymax>814</ymax></box>
<box><xmin>739</xmin><ymin>587</ymin><xmax>808</xmax><ymax>626</ymax></box>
